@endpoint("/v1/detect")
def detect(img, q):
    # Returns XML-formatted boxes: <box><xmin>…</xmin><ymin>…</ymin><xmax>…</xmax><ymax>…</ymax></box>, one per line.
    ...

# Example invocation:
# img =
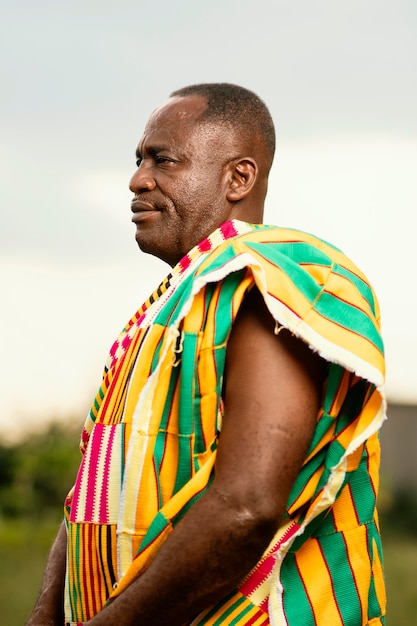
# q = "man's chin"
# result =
<box><xmin>135</xmin><ymin>231</ymin><xmax>155</xmax><ymax>254</ymax></box>
<box><xmin>135</xmin><ymin>232</ymin><xmax>173</xmax><ymax>266</ymax></box>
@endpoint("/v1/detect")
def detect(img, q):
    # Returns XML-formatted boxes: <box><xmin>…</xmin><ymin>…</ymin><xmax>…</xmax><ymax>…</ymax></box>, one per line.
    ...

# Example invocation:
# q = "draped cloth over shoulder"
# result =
<box><xmin>64</xmin><ymin>220</ymin><xmax>386</xmax><ymax>626</ymax></box>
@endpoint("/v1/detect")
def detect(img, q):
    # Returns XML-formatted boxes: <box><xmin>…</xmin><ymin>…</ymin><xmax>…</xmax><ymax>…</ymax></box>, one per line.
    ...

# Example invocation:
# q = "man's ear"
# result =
<box><xmin>226</xmin><ymin>158</ymin><xmax>258</xmax><ymax>202</ymax></box>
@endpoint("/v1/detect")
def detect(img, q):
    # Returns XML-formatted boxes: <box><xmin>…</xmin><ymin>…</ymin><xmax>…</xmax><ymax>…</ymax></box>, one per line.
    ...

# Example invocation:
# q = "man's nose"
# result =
<box><xmin>129</xmin><ymin>163</ymin><xmax>156</xmax><ymax>193</ymax></box>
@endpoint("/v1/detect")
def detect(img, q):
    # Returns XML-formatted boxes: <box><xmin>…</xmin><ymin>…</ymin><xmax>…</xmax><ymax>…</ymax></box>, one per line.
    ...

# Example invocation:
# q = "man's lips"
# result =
<box><xmin>131</xmin><ymin>198</ymin><xmax>160</xmax><ymax>222</ymax></box>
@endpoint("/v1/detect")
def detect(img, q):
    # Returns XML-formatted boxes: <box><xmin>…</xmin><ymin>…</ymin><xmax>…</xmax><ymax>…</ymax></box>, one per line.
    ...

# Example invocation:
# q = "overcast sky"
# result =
<box><xmin>1</xmin><ymin>0</ymin><xmax>416</xmax><ymax>441</ymax></box>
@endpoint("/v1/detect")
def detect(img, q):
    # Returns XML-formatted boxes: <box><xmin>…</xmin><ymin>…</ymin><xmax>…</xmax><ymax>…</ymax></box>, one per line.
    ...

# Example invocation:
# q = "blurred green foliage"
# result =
<box><xmin>380</xmin><ymin>488</ymin><xmax>417</xmax><ymax>538</ymax></box>
<box><xmin>0</xmin><ymin>421</ymin><xmax>82</xmax><ymax>521</ymax></box>
<box><xmin>378</xmin><ymin>467</ymin><xmax>417</xmax><ymax>539</ymax></box>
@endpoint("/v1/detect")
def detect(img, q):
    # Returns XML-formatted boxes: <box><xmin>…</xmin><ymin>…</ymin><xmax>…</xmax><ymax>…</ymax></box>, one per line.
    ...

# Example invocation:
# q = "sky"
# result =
<box><xmin>1</xmin><ymin>0</ymin><xmax>416</xmax><ymax>441</ymax></box>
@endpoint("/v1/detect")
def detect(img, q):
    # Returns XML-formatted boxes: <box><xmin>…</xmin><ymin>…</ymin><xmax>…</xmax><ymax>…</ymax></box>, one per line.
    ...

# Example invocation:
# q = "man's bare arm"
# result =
<box><xmin>86</xmin><ymin>288</ymin><xmax>325</xmax><ymax>625</ymax></box>
<box><xmin>26</xmin><ymin>520</ymin><xmax>66</xmax><ymax>626</ymax></box>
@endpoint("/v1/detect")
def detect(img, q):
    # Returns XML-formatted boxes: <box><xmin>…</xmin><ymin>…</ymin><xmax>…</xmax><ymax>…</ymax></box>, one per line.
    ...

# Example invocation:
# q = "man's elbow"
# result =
<box><xmin>211</xmin><ymin>485</ymin><xmax>284</xmax><ymax>538</ymax></box>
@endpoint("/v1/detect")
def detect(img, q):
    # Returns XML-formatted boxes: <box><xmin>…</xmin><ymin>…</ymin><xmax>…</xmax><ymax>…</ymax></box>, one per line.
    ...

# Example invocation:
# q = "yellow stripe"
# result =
<box><xmin>158</xmin><ymin>381</ymin><xmax>181</xmax><ymax>503</ymax></box>
<box><xmin>122</xmin><ymin>326</ymin><xmax>166</xmax><ymax>422</ymax></box>
<box><xmin>338</xmin><ymin>391</ymin><xmax>382</xmax><ymax>451</ymax></box>
<box><xmin>295</xmin><ymin>539</ymin><xmax>344</xmax><ymax>625</ymax></box>
<box><xmin>111</xmin><ymin>452</ymin><xmax>218</xmax><ymax>598</ymax></box>
<box><xmin>325</xmin><ymin>271</ymin><xmax>377</xmax><ymax>317</ymax></box>
<box><xmin>302</xmin><ymin>307</ymin><xmax>384</xmax><ymax>372</ymax></box>
<box><xmin>343</xmin><ymin>524</ymin><xmax>370</xmax><ymax>624</ymax></box>
<box><xmin>193</xmin><ymin>593</ymin><xmax>262</xmax><ymax>625</ymax></box>
<box><xmin>332</xmin><ymin>483</ymin><xmax>359</xmax><ymax>532</ymax></box>
<box><xmin>247</xmin><ymin>575</ymin><xmax>271</xmax><ymax>608</ymax></box>
<box><xmin>287</xmin><ymin>466</ymin><xmax>323</xmax><ymax>515</ymax></box>
<box><xmin>371</xmin><ymin>536</ymin><xmax>386</xmax><ymax>616</ymax></box>
<box><xmin>182</xmin><ymin>284</ymin><xmax>207</xmax><ymax>332</ymax></box>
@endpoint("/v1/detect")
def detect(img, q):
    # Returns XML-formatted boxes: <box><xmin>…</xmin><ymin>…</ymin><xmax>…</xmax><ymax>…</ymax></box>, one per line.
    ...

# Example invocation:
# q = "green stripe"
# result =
<box><xmin>172</xmin><ymin>434</ymin><xmax>193</xmax><ymax>494</ymax></box>
<box><xmin>334</xmin><ymin>378</ymin><xmax>369</xmax><ymax>436</ymax></box>
<box><xmin>153</xmin><ymin>276</ymin><xmax>194</xmax><ymax>326</ymax></box>
<box><xmin>269</xmin><ymin>240</ymin><xmax>333</xmax><ymax>267</ymax></box>
<box><xmin>228</xmin><ymin>602</ymin><xmax>257</xmax><ymax>625</ymax></box>
<box><xmin>213</xmin><ymin>272</ymin><xmax>244</xmax><ymax>345</ymax></box>
<box><xmin>136</xmin><ymin>511</ymin><xmax>169</xmax><ymax>553</ymax></box>
<box><xmin>150</xmin><ymin>329</ymin><xmax>166</xmax><ymax>372</ymax></box>
<box><xmin>288</xmin><ymin>438</ymin><xmax>330</xmax><ymax>511</ymax></box>
<box><xmin>198</xmin><ymin>237</ymin><xmax>383</xmax><ymax>354</ymax></box>
<box><xmin>194</xmin><ymin>591</ymin><xmax>245</xmax><ymax>624</ymax></box>
<box><xmin>213</xmin><ymin>595</ymin><xmax>251</xmax><ymax>625</ymax></box>
<box><xmin>178</xmin><ymin>331</ymin><xmax>199</xmax><ymax>435</ymax></box>
<box><xmin>334</xmin><ymin>263</ymin><xmax>377</xmax><ymax>316</ymax></box>
<box><xmin>154</xmin><ymin>373</ymin><xmax>180</xmax><ymax>507</ymax></box>
<box><xmin>69</xmin><ymin>523</ymin><xmax>84</xmax><ymax>621</ymax></box>
<box><xmin>322</xmin><ymin>363</ymin><xmax>346</xmax><ymax>414</ymax></box>
<box><xmin>157</xmin><ymin>367</ymin><xmax>180</xmax><ymax>431</ymax></box>
<box><xmin>281</xmin><ymin>552</ymin><xmax>315</xmax><ymax>623</ymax></box>
<box><xmin>313</xmin><ymin>439</ymin><xmax>345</xmax><ymax>495</ymax></box>
<box><xmin>367</xmin><ymin>522</ymin><xmax>384</xmax><ymax>619</ymax></box>
<box><xmin>314</xmin><ymin>291</ymin><xmax>383</xmax><ymax>353</ymax></box>
<box><xmin>307</xmin><ymin>411</ymin><xmax>336</xmax><ymax>455</ymax></box>
<box><xmin>318</xmin><ymin>531</ymin><xmax>362</xmax><ymax>622</ymax></box>
<box><xmin>246</xmin><ymin>241</ymin><xmax>324</xmax><ymax>303</ymax></box>
<box><xmin>171</xmin><ymin>471</ymin><xmax>215</xmax><ymax>527</ymax></box>
<box><xmin>348</xmin><ymin>448</ymin><xmax>377</xmax><ymax>524</ymax></box>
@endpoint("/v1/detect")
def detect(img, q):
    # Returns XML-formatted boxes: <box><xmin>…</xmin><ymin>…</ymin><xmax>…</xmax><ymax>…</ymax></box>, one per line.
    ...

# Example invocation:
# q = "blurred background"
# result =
<box><xmin>0</xmin><ymin>1</ymin><xmax>416</xmax><ymax>623</ymax></box>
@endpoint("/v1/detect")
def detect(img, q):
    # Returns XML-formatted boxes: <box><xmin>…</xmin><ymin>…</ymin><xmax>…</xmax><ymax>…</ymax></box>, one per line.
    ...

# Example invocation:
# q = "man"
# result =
<box><xmin>28</xmin><ymin>84</ymin><xmax>386</xmax><ymax>625</ymax></box>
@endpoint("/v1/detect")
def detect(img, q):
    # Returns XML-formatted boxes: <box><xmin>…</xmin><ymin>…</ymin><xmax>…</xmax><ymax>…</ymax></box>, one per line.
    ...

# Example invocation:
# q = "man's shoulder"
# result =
<box><xmin>192</xmin><ymin>219</ymin><xmax>377</xmax><ymax>310</ymax></box>
<box><xmin>216</xmin><ymin>221</ymin><xmax>354</xmax><ymax>273</ymax></box>
<box><xmin>197</xmin><ymin>220</ymin><xmax>379</xmax><ymax>318</ymax></box>
<box><xmin>215</xmin><ymin>220</ymin><xmax>341</xmax><ymax>255</ymax></box>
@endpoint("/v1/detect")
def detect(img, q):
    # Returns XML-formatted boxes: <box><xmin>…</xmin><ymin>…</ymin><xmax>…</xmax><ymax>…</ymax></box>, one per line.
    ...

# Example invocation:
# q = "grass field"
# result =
<box><xmin>1</xmin><ymin>519</ymin><xmax>415</xmax><ymax>625</ymax></box>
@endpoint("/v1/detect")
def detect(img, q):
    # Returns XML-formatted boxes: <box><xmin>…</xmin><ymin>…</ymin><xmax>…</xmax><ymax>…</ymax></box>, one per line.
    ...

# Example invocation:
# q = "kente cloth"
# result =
<box><xmin>64</xmin><ymin>219</ymin><xmax>386</xmax><ymax>626</ymax></box>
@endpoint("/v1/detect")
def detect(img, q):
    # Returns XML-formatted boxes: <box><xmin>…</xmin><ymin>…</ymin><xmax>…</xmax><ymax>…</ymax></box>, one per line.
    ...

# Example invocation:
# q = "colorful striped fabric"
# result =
<box><xmin>64</xmin><ymin>220</ymin><xmax>386</xmax><ymax>625</ymax></box>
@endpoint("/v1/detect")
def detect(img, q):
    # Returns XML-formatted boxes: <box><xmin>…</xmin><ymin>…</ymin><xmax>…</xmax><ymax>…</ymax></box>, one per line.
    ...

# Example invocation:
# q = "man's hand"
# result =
<box><xmin>26</xmin><ymin>521</ymin><xmax>66</xmax><ymax>626</ymax></box>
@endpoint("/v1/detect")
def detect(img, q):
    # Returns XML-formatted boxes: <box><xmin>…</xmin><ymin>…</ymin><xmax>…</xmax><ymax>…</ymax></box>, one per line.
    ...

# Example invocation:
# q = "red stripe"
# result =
<box><xmin>366</xmin><ymin>439</ymin><xmax>377</xmax><ymax>500</ymax></box>
<box><xmin>99</xmin><ymin>425</ymin><xmax>116</xmax><ymax>523</ymax></box>
<box><xmin>81</xmin><ymin>525</ymin><xmax>90</xmax><ymax>619</ymax></box>
<box><xmin>98</xmin><ymin>329</ymin><xmax>142</xmax><ymax>421</ymax></box>
<box><xmin>179</xmin><ymin>253</ymin><xmax>192</xmax><ymax>272</ymax></box>
<box><xmin>220</xmin><ymin>220</ymin><xmax>238</xmax><ymax>239</ymax></box>
<box><xmin>240</xmin><ymin>522</ymin><xmax>300</xmax><ymax>596</ymax></box>
<box><xmin>322</xmin><ymin>287</ymin><xmax>370</xmax><ymax>316</ymax></box>
<box><xmin>198</xmin><ymin>237</ymin><xmax>212</xmax><ymax>252</ymax></box>
<box><xmin>244</xmin><ymin>609</ymin><xmax>270</xmax><ymax>625</ymax></box>
<box><xmin>240</xmin><ymin>555</ymin><xmax>276</xmax><ymax>596</ymax></box>
<box><xmin>84</xmin><ymin>426</ymin><xmax>104</xmax><ymax>521</ymax></box>
<box><xmin>70</xmin><ymin>454</ymin><xmax>87</xmax><ymax>523</ymax></box>
<box><xmin>259</xmin><ymin>596</ymin><xmax>269</xmax><ymax>614</ymax></box>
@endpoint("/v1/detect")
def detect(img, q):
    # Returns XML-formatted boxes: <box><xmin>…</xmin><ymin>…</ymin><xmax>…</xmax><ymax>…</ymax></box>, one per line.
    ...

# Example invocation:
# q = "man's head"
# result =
<box><xmin>130</xmin><ymin>83</ymin><xmax>275</xmax><ymax>266</ymax></box>
<box><xmin>170</xmin><ymin>83</ymin><xmax>275</xmax><ymax>164</ymax></box>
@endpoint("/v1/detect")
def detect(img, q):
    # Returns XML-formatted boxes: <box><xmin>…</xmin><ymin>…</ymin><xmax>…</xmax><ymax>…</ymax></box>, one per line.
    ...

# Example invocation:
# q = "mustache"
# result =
<box><xmin>131</xmin><ymin>195</ymin><xmax>168</xmax><ymax>211</ymax></box>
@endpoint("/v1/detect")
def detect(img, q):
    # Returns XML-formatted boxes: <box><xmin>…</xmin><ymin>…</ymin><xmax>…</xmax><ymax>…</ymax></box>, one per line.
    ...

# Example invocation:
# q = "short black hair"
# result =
<box><xmin>170</xmin><ymin>83</ymin><xmax>275</xmax><ymax>160</ymax></box>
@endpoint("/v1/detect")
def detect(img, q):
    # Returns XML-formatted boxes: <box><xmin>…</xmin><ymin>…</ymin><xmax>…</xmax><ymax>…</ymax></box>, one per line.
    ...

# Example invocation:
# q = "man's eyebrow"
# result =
<box><xmin>135</xmin><ymin>145</ymin><xmax>171</xmax><ymax>158</ymax></box>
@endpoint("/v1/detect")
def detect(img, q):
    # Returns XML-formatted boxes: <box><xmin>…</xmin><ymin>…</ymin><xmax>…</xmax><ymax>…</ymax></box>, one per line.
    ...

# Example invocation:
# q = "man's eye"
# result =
<box><xmin>156</xmin><ymin>156</ymin><xmax>174</xmax><ymax>164</ymax></box>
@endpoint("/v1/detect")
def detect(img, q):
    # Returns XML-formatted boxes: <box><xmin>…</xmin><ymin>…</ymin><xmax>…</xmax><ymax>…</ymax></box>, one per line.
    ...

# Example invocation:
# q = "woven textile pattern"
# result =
<box><xmin>64</xmin><ymin>220</ymin><xmax>386</xmax><ymax>625</ymax></box>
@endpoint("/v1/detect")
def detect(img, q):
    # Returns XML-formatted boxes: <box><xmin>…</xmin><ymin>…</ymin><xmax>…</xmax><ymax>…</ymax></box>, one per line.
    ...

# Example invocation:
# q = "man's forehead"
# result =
<box><xmin>137</xmin><ymin>94</ymin><xmax>238</xmax><ymax>157</ymax></box>
<box><xmin>145</xmin><ymin>94</ymin><xmax>208</xmax><ymax>131</ymax></box>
